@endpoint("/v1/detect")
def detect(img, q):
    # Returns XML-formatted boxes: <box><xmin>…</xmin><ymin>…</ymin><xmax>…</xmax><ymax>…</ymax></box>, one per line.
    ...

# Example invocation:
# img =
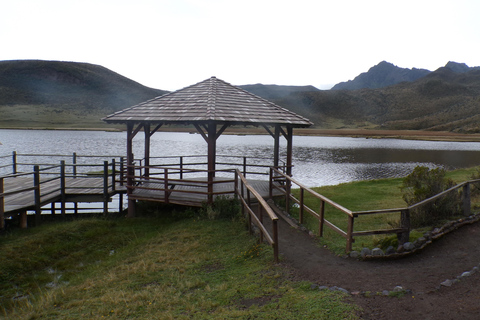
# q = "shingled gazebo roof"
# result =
<box><xmin>103</xmin><ymin>76</ymin><xmax>313</xmax><ymax>127</ymax></box>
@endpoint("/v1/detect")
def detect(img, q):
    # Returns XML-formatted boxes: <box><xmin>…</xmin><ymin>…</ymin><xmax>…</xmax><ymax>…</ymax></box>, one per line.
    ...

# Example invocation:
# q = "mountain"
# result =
<box><xmin>331</xmin><ymin>61</ymin><xmax>431</xmax><ymax>90</ymax></box>
<box><xmin>0</xmin><ymin>60</ymin><xmax>167</xmax><ymax>110</ymax></box>
<box><xmin>239</xmin><ymin>84</ymin><xmax>319</xmax><ymax>100</ymax></box>
<box><xmin>0</xmin><ymin>60</ymin><xmax>168</xmax><ymax>128</ymax></box>
<box><xmin>275</xmin><ymin>66</ymin><xmax>480</xmax><ymax>133</ymax></box>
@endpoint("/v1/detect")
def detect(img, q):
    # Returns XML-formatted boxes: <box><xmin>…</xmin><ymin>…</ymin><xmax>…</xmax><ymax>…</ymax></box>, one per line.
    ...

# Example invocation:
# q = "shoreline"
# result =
<box><xmin>1</xmin><ymin>126</ymin><xmax>480</xmax><ymax>142</ymax></box>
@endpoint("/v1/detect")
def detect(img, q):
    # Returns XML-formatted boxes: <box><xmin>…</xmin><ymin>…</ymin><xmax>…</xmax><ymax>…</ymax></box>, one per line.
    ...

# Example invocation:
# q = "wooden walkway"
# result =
<box><xmin>2</xmin><ymin>175</ymin><xmax>124</xmax><ymax>216</ymax></box>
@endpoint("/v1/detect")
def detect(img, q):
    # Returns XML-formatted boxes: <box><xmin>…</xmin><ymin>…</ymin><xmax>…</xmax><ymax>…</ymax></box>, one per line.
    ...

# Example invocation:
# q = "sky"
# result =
<box><xmin>2</xmin><ymin>0</ymin><xmax>480</xmax><ymax>91</ymax></box>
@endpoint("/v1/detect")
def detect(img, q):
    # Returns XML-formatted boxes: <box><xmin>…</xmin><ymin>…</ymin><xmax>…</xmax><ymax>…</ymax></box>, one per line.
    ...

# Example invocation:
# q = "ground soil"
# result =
<box><xmin>275</xmin><ymin>217</ymin><xmax>480</xmax><ymax>319</ymax></box>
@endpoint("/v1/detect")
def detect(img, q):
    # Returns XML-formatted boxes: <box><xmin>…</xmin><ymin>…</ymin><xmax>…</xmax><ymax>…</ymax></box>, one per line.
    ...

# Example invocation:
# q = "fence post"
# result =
<box><xmin>12</xmin><ymin>151</ymin><xmax>17</xmax><ymax>174</ymax></box>
<box><xmin>269</xmin><ymin>167</ymin><xmax>273</xmax><ymax>199</ymax></box>
<box><xmin>299</xmin><ymin>188</ymin><xmax>304</xmax><ymax>224</ymax></box>
<box><xmin>319</xmin><ymin>200</ymin><xmax>325</xmax><ymax>237</ymax></box>
<box><xmin>34</xmin><ymin>165</ymin><xmax>41</xmax><ymax>226</ymax></box>
<box><xmin>243</xmin><ymin>157</ymin><xmax>247</xmax><ymax>177</ymax></box>
<box><xmin>120</xmin><ymin>157</ymin><xmax>124</xmax><ymax>186</ymax></box>
<box><xmin>285</xmin><ymin>177</ymin><xmax>291</xmax><ymax>214</ymax></box>
<box><xmin>164</xmin><ymin>168</ymin><xmax>170</xmax><ymax>203</ymax></box>
<box><xmin>273</xmin><ymin>219</ymin><xmax>279</xmax><ymax>263</ymax></box>
<box><xmin>73</xmin><ymin>152</ymin><xmax>77</xmax><ymax>177</ymax></box>
<box><xmin>180</xmin><ymin>156</ymin><xmax>183</xmax><ymax>180</ymax></box>
<box><xmin>247</xmin><ymin>189</ymin><xmax>252</xmax><ymax>234</ymax></box>
<box><xmin>0</xmin><ymin>177</ymin><xmax>4</xmax><ymax>229</ymax></box>
<box><xmin>398</xmin><ymin>209</ymin><xmax>411</xmax><ymax>244</ymax></box>
<box><xmin>111</xmin><ymin>159</ymin><xmax>116</xmax><ymax>192</ymax></box>
<box><xmin>103</xmin><ymin>161</ymin><xmax>108</xmax><ymax>215</ymax></box>
<box><xmin>463</xmin><ymin>183</ymin><xmax>471</xmax><ymax>216</ymax></box>
<box><xmin>346</xmin><ymin>215</ymin><xmax>354</xmax><ymax>252</ymax></box>
<box><xmin>60</xmin><ymin>161</ymin><xmax>66</xmax><ymax>217</ymax></box>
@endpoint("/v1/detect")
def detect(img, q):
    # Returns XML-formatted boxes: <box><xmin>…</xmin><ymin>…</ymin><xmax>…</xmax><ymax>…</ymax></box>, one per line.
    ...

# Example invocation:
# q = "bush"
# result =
<box><xmin>200</xmin><ymin>196</ymin><xmax>241</xmax><ymax>220</ymax></box>
<box><xmin>401</xmin><ymin>166</ymin><xmax>462</xmax><ymax>228</ymax></box>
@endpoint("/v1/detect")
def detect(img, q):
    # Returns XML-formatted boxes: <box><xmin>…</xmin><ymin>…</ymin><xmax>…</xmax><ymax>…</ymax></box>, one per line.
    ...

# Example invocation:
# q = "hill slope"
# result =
<box><xmin>0</xmin><ymin>60</ymin><xmax>167</xmax><ymax>128</ymax></box>
<box><xmin>276</xmin><ymin>67</ymin><xmax>480</xmax><ymax>133</ymax></box>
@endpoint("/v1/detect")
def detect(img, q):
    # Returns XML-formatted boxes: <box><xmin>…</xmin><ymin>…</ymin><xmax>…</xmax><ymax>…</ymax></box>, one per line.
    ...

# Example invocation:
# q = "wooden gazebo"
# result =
<box><xmin>103</xmin><ymin>76</ymin><xmax>312</xmax><ymax>216</ymax></box>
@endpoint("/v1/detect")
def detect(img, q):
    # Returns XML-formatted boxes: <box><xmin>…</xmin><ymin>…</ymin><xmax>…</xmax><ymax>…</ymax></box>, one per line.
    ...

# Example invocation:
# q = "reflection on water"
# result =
<box><xmin>1</xmin><ymin>129</ymin><xmax>480</xmax><ymax>187</ymax></box>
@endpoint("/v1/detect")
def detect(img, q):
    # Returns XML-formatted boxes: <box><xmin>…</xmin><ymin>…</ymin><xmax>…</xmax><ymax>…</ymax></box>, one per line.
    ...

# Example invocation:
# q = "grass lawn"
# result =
<box><xmin>0</xmin><ymin>212</ymin><xmax>358</xmax><ymax>319</ymax></box>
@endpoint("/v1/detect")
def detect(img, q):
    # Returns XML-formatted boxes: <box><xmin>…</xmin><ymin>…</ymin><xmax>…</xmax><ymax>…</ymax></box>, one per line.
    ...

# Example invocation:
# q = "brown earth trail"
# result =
<box><xmin>275</xmin><ymin>217</ymin><xmax>480</xmax><ymax>319</ymax></box>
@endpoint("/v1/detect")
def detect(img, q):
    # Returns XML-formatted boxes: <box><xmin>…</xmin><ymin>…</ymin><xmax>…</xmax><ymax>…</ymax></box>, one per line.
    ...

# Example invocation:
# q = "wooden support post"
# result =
<box><xmin>51</xmin><ymin>202</ymin><xmax>56</xmax><ymax>215</ymax></box>
<box><xmin>179</xmin><ymin>156</ymin><xmax>184</xmax><ymax>179</ymax></box>
<box><xmin>398</xmin><ymin>209</ymin><xmax>411</xmax><ymax>245</ymax></box>
<box><xmin>111</xmin><ymin>159</ymin><xmax>116</xmax><ymax>192</ymax></box>
<box><xmin>60</xmin><ymin>160</ymin><xmax>66</xmax><ymax>217</ymax></box>
<box><xmin>285</xmin><ymin>126</ymin><xmax>293</xmax><ymax>177</ymax></box>
<box><xmin>207</xmin><ymin>123</ymin><xmax>216</xmax><ymax>205</ymax></box>
<box><xmin>119</xmin><ymin>193</ymin><xmax>123</xmax><ymax>214</ymax></box>
<box><xmin>463</xmin><ymin>183</ymin><xmax>471</xmax><ymax>216</ymax></box>
<box><xmin>127</xmin><ymin>123</ymin><xmax>136</xmax><ymax>218</ymax></box>
<box><xmin>34</xmin><ymin>165</ymin><xmax>41</xmax><ymax>226</ymax></box>
<box><xmin>346</xmin><ymin>215</ymin><xmax>354</xmax><ymax>253</ymax></box>
<box><xmin>299</xmin><ymin>188</ymin><xmax>304</xmax><ymax>224</ymax></box>
<box><xmin>103</xmin><ymin>161</ymin><xmax>109</xmax><ymax>215</ymax></box>
<box><xmin>19</xmin><ymin>211</ymin><xmax>27</xmax><ymax>228</ymax></box>
<box><xmin>269</xmin><ymin>167</ymin><xmax>273</xmax><ymax>199</ymax></box>
<box><xmin>0</xmin><ymin>177</ymin><xmax>4</xmax><ymax>229</ymax></box>
<box><xmin>247</xmin><ymin>189</ymin><xmax>252</xmax><ymax>234</ymax></box>
<box><xmin>319</xmin><ymin>200</ymin><xmax>325</xmax><ymax>237</ymax></box>
<box><xmin>243</xmin><ymin>157</ymin><xmax>247</xmax><ymax>177</ymax></box>
<box><xmin>73</xmin><ymin>152</ymin><xmax>77</xmax><ymax>177</ymax></box>
<box><xmin>164</xmin><ymin>168</ymin><xmax>169</xmax><ymax>203</ymax></box>
<box><xmin>12</xmin><ymin>151</ymin><xmax>17</xmax><ymax>174</ymax></box>
<box><xmin>273</xmin><ymin>126</ymin><xmax>280</xmax><ymax>168</ymax></box>
<box><xmin>119</xmin><ymin>157</ymin><xmax>124</xmax><ymax>186</ymax></box>
<box><xmin>144</xmin><ymin>123</ymin><xmax>151</xmax><ymax>178</ymax></box>
<box><xmin>272</xmin><ymin>219</ymin><xmax>279</xmax><ymax>263</ymax></box>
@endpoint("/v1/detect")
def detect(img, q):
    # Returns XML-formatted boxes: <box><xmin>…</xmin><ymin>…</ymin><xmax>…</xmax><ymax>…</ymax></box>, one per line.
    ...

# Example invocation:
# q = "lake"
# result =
<box><xmin>1</xmin><ymin>129</ymin><xmax>480</xmax><ymax>187</ymax></box>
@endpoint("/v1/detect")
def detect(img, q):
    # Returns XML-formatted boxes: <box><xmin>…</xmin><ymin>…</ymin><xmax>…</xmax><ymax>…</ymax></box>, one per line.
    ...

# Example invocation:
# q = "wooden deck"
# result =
<box><xmin>2</xmin><ymin>175</ymin><xmax>125</xmax><ymax>216</ymax></box>
<box><xmin>131</xmin><ymin>177</ymin><xmax>283</xmax><ymax>207</ymax></box>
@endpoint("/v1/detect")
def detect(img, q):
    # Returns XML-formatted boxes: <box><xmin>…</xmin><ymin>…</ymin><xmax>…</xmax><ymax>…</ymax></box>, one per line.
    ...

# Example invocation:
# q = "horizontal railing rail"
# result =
<box><xmin>235</xmin><ymin>169</ymin><xmax>279</xmax><ymax>262</ymax></box>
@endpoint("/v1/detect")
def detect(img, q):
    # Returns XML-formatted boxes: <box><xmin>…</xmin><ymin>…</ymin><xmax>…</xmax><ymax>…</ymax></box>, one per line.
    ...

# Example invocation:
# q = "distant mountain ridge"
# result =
<box><xmin>331</xmin><ymin>61</ymin><xmax>480</xmax><ymax>90</ymax></box>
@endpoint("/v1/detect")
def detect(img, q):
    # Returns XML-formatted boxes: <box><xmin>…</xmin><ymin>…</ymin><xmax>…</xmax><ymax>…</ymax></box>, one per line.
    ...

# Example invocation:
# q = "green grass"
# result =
<box><xmin>0</xmin><ymin>214</ymin><xmax>358</xmax><ymax>319</ymax></box>
<box><xmin>289</xmin><ymin>167</ymin><xmax>480</xmax><ymax>254</ymax></box>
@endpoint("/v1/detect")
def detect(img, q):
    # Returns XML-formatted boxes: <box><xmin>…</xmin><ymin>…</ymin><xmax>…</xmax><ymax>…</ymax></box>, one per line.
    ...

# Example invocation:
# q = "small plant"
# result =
<box><xmin>401</xmin><ymin>166</ymin><xmax>462</xmax><ymax>228</ymax></box>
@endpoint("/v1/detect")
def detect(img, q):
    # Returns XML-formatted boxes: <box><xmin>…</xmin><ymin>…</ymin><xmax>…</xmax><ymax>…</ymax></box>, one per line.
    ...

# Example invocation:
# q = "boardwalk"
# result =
<box><xmin>2</xmin><ymin>175</ymin><xmax>123</xmax><ymax>216</ymax></box>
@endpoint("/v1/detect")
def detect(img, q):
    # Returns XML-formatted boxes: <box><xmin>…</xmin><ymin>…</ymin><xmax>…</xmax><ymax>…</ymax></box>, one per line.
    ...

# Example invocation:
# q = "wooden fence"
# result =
<box><xmin>270</xmin><ymin>167</ymin><xmax>480</xmax><ymax>252</ymax></box>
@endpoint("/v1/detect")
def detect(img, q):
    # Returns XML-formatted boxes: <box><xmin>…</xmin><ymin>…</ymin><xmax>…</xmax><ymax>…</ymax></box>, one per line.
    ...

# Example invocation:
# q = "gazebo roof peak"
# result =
<box><xmin>103</xmin><ymin>76</ymin><xmax>313</xmax><ymax>127</ymax></box>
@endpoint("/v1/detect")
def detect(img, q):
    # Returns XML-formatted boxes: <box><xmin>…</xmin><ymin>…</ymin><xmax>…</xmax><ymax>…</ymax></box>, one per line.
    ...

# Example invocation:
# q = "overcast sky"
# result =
<box><xmin>2</xmin><ymin>0</ymin><xmax>480</xmax><ymax>91</ymax></box>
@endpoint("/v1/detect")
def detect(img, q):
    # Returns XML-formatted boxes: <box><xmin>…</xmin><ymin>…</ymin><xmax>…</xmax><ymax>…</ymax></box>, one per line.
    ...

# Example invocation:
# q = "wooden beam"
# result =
<box><xmin>194</xmin><ymin>123</ymin><xmax>208</xmax><ymax>142</ymax></box>
<box><xmin>215</xmin><ymin>123</ymin><xmax>229</xmax><ymax>140</ymax></box>
<box><xmin>144</xmin><ymin>123</ymin><xmax>151</xmax><ymax>178</ymax></box>
<box><xmin>150</xmin><ymin>123</ymin><xmax>163</xmax><ymax>136</ymax></box>
<box><xmin>262</xmin><ymin>124</ymin><xmax>275</xmax><ymax>138</ymax></box>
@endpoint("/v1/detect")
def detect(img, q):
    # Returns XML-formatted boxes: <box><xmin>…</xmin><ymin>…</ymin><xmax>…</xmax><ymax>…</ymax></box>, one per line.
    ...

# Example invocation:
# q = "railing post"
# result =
<box><xmin>34</xmin><ymin>165</ymin><xmax>41</xmax><ymax>226</ymax></box>
<box><xmin>398</xmin><ymin>209</ymin><xmax>411</xmax><ymax>245</ymax></box>
<box><xmin>463</xmin><ymin>183</ymin><xmax>471</xmax><ymax>216</ymax></box>
<box><xmin>180</xmin><ymin>156</ymin><xmax>183</xmax><ymax>179</ymax></box>
<box><xmin>247</xmin><ymin>189</ymin><xmax>252</xmax><ymax>234</ymax></box>
<box><xmin>73</xmin><ymin>152</ymin><xmax>77</xmax><ymax>177</ymax></box>
<box><xmin>103</xmin><ymin>161</ymin><xmax>108</xmax><ymax>215</ymax></box>
<box><xmin>12</xmin><ymin>151</ymin><xmax>17</xmax><ymax>174</ymax></box>
<box><xmin>111</xmin><ymin>159</ymin><xmax>116</xmax><ymax>192</ymax></box>
<box><xmin>319</xmin><ymin>200</ymin><xmax>325</xmax><ymax>237</ymax></box>
<box><xmin>164</xmin><ymin>168</ymin><xmax>170</xmax><ymax>203</ymax></box>
<box><xmin>120</xmin><ymin>157</ymin><xmax>124</xmax><ymax>186</ymax></box>
<box><xmin>285</xmin><ymin>177</ymin><xmax>291</xmax><ymax>214</ymax></box>
<box><xmin>258</xmin><ymin>205</ymin><xmax>264</xmax><ymax>244</ymax></box>
<box><xmin>269</xmin><ymin>167</ymin><xmax>273</xmax><ymax>199</ymax></box>
<box><xmin>60</xmin><ymin>160</ymin><xmax>66</xmax><ymax>217</ymax></box>
<box><xmin>299</xmin><ymin>188</ymin><xmax>304</xmax><ymax>224</ymax></box>
<box><xmin>0</xmin><ymin>177</ymin><xmax>4</xmax><ymax>229</ymax></box>
<box><xmin>243</xmin><ymin>156</ymin><xmax>247</xmax><ymax>177</ymax></box>
<box><xmin>273</xmin><ymin>219</ymin><xmax>279</xmax><ymax>263</ymax></box>
<box><xmin>346</xmin><ymin>215</ymin><xmax>354</xmax><ymax>253</ymax></box>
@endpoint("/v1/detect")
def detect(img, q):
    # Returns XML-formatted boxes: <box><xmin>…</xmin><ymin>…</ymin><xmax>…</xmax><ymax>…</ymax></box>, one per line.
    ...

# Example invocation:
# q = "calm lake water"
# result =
<box><xmin>1</xmin><ymin>129</ymin><xmax>480</xmax><ymax>187</ymax></box>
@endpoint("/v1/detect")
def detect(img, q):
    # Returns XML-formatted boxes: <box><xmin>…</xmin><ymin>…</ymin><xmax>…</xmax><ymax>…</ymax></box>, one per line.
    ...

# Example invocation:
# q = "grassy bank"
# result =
<box><xmin>289</xmin><ymin>167</ymin><xmax>480</xmax><ymax>254</ymax></box>
<box><xmin>0</xmin><ymin>213</ymin><xmax>358</xmax><ymax>319</ymax></box>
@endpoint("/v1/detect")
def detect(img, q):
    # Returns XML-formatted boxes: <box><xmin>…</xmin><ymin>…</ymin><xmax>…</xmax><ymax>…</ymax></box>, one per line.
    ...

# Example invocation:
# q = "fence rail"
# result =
<box><xmin>270</xmin><ymin>167</ymin><xmax>480</xmax><ymax>253</ymax></box>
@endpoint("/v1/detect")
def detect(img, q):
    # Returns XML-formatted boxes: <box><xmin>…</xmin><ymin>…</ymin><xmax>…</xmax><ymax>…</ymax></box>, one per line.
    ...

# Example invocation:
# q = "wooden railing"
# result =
<box><xmin>270</xmin><ymin>167</ymin><xmax>480</xmax><ymax>253</ymax></box>
<box><xmin>235</xmin><ymin>169</ymin><xmax>279</xmax><ymax>262</ymax></box>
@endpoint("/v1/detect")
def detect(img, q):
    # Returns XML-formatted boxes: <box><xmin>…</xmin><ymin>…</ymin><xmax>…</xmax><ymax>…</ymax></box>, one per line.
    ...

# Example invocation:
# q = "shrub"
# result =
<box><xmin>200</xmin><ymin>196</ymin><xmax>241</xmax><ymax>220</ymax></box>
<box><xmin>401</xmin><ymin>166</ymin><xmax>462</xmax><ymax>228</ymax></box>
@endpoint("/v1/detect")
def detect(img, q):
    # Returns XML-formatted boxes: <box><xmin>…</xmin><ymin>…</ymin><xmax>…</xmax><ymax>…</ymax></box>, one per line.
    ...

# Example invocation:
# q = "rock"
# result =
<box><xmin>432</xmin><ymin>228</ymin><xmax>441</xmax><ymax>234</ymax></box>
<box><xmin>393</xmin><ymin>286</ymin><xmax>404</xmax><ymax>292</ymax></box>
<box><xmin>382</xmin><ymin>290</ymin><xmax>390</xmax><ymax>296</ymax></box>
<box><xmin>317</xmin><ymin>286</ymin><xmax>328</xmax><ymax>290</ymax></box>
<box><xmin>310</xmin><ymin>284</ymin><xmax>318</xmax><ymax>290</ymax></box>
<box><xmin>349</xmin><ymin>251</ymin><xmax>359</xmax><ymax>259</ymax></box>
<box><xmin>337</xmin><ymin>287</ymin><xmax>350</xmax><ymax>295</ymax></box>
<box><xmin>441</xmin><ymin>279</ymin><xmax>453</xmax><ymax>287</ymax></box>
<box><xmin>396</xmin><ymin>245</ymin><xmax>405</xmax><ymax>253</ymax></box>
<box><xmin>371</xmin><ymin>248</ymin><xmax>384</xmax><ymax>256</ymax></box>
<box><xmin>360</xmin><ymin>248</ymin><xmax>371</xmax><ymax>257</ymax></box>
<box><xmin>403</xmin><ymin>242</ymin><xmax>415</xmax><ymax>251</ymax></box>
<box><xmin>385</xmin><ymin>246</ymin><xmax>396</xmax><ymax>255</ymax></box>
<box><xmin>460</xmin><ymin>271</ymin><xmax>472</xmax><ymax>278</ymax></box>
<box><xmin>416</xmin><ymin>237</ymin><xmax>426</xmax><ymax>244</ymax></box>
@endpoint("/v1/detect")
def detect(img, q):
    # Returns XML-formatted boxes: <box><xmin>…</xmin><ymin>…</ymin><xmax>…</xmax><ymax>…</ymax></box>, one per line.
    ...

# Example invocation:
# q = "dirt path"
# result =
<box><xmin>275</xmin><ymin>217</ymin><xmax>480</xmax><ymax>319</ymax></box>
